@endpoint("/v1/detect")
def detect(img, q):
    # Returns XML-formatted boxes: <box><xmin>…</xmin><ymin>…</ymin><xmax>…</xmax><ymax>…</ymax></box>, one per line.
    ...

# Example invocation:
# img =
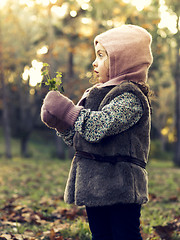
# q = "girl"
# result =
<box><xmin>41</xmin><ymin>24</ymin><xmax>153</xmax><ymax>240</ymax></box>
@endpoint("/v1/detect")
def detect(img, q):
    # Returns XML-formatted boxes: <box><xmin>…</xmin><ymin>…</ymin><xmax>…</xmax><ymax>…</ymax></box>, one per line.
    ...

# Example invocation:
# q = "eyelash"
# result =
<box><xmin>98</xmin><ymin>53</ymin><xmax>103</xmax><ymax>58</ymax></box>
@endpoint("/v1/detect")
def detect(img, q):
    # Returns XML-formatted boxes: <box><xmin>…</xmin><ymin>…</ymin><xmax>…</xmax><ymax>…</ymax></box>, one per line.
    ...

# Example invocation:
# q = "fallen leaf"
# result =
<box><xmin>154</xmin><ymin>216</ymin><xmax>180</xmax><ymax>240</ymax></box>
<box><xmin>0</xmin><ymin>235</ymin><xmax>11</xmax><ymax>240</ymax></box>
<box><xmin>50</xmin><ymin>228</ymin><xmax>56</xmax><ymax>240</ymax></box>
<box><xmin>168</xmin><ymin>196</ymin><xmax>178</xmax><ymax>202</ymax></box>
<box><xmin>55</xmin><ymin>237</ymin><xmax>64</xmax><ymax>240</ymax></box>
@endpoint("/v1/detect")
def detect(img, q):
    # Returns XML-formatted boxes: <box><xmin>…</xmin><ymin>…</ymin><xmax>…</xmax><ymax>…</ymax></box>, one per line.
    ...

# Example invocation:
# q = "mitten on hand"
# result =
<box><xmin>42</xmin><ymin>91</ymin><xmax>83</xmax><ymax>127</ymax></box>
<box><xmin>41</xmin><ymin>105</ymin><xmax>71</xmax><ymax>132</ymax></box>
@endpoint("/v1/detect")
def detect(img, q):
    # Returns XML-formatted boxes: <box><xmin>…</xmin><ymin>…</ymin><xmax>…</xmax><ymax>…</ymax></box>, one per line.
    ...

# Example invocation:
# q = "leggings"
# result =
<box><xmin>86</xmin><ymin>203</ymin><xmax>143</xmax><ymax>240</ymax></box>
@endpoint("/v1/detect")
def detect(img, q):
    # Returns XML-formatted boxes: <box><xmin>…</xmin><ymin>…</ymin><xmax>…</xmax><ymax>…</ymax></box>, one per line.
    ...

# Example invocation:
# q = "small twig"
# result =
<box><xmin>39</xmin><ymin>63</ymin><xmax>64</xmax><ymax>92</ymax></box>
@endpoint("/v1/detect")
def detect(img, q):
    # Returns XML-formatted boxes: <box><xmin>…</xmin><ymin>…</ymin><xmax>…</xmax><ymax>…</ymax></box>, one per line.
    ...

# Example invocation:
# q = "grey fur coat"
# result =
<box><xmin>64</xmin><ymin>81</ymin><xmax>151</xmax><ymax>207</ymax></box>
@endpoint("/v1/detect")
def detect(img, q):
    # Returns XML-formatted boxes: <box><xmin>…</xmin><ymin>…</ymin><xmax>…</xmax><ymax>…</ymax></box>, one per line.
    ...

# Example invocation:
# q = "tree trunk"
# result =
<box><xmin>21</xmin><ymin>133</ymin><xmax>30</xmax><ymax>158</ymax></box>
<box><xmin>174</xmin><ymin>60</ymin><xmax>180</xmax><ymax>165</ymax></box>
<box><xmin>68</xmin><ymin>50</ymin><xmax>74</xmax><ymax>78</ymax></box>
<box><xmin>160</xmin><ymin>133</ymin><xmax>166</xmax><ymax>152</ymax></box>
<box><xmin>0</xmin><ymin>23</ymin><xmax>12</xmax><ymax>158</ymax></box>
<box><xmin>173</xmin><ymin>16</ymin><xmax>180</xmax><ymax>166</ymax></box>
<box><xmin>17</xmin><ymin>75</ymin><xmax>31</xmax><ymax>157</ymax></box>
<box><xmin>1</xmin><ymin>69</ymin><xmax>12</xmax><ymax>158</ymax></box>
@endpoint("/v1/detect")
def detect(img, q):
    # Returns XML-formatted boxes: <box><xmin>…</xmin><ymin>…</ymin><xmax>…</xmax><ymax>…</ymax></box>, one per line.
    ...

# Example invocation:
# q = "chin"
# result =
<box><xmin>99</xmin><ymin>79</ymin><xmax>108</xmax><ymax>83</ymax></box>
<box><xmin>99</xmin><ymin>80</ymin><xmax>104</xmax><ymax>83</ymax></box>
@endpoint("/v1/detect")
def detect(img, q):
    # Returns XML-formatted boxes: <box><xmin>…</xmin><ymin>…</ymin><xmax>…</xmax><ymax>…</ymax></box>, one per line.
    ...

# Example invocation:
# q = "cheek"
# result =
<box><xmin>99</xmin><ymin>65</ymin><xmax>109</xmax><ymax>83</ymax></box>
<box><xmin>100</xmin><ymin>60</ymin><xmax>108</xmax><ymax>71</ymax></box>
<box><xmin>104</xmin><ymin>60</ymin><xmax>109</xmax><ymax>77</ymax></box>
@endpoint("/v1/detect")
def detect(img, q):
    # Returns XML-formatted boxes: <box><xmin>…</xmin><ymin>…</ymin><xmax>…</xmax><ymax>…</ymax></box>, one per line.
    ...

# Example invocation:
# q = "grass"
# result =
<box><xmin>0</xmin><ymin>157</ymin><xmax>70</xmax><ymax>206</ymax></box>
<box><xmin>141</xmin><ymin>160</ymin><xmax>180</xmax><ymax>239</ymax></box>
<box><xmin>0</xmin><ymin>130</ymin><xmax>180</xmax><ymax>239</ymax></box>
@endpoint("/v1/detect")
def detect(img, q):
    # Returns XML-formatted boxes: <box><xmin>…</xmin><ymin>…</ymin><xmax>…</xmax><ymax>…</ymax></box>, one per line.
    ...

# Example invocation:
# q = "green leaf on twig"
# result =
<box><xmin>39</xmin><ymin>63</ymin><xmax>64</xmax><ymax>92</ymax></box>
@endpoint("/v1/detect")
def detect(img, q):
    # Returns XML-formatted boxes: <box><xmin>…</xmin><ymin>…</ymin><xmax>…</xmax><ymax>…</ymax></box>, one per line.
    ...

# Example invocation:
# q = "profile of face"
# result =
<box><xmin>92</xmin><ymin>42</ymin><xmax>109</xmax><ymax>83</ymax></box>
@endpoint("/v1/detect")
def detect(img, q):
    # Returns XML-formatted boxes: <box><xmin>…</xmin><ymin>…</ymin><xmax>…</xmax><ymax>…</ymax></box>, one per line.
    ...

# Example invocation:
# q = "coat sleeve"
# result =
<box><xmin>56</xmin><ymin>128</ymin><xmax>75</xmax><ymax>146</ymax></box>
<box><xmin>74</xmin><ymin>92</ymin><xmax>143</xmax><ymax>143</ymax></box>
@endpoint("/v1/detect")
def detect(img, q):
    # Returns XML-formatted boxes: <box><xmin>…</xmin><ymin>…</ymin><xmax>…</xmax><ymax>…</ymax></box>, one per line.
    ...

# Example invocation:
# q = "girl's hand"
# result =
<box><xmin>41</xmin><ymin>104</ymin><xmax>71</xmax><ymax>132</ymax></box>
<box><xmin>42</xmin><ymin>91</ymin><xmax>83</xmax><ymax>127</ymax></box>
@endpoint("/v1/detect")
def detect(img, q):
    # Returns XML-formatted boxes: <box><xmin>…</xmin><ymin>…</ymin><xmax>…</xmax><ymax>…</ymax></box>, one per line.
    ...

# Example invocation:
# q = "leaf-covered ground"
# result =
<box><xmin>0</xmin><ymin>157</ymin><xmax>179</xmax><ymax>240</ymax></box>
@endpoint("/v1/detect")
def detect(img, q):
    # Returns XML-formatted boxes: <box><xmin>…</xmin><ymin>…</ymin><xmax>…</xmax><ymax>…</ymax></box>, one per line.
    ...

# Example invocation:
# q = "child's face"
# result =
<box><xmin>93</xmin><ymin>42</ymin><xmax>109</xmax><ymax>83</ymax></box>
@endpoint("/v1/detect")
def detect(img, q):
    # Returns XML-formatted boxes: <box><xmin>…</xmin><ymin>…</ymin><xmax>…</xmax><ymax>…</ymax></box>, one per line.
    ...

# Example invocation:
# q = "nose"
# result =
<box><xmin>92</xmin><ymin>59</ymin><xmax>97</xmax><ymax>67</ymax></box>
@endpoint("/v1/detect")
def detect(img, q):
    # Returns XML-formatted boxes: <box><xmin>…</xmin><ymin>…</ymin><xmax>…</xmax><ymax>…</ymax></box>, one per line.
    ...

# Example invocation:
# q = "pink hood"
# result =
<box><xmin>77</xmin><ymin>25</ymin><xmax>153</xmax><ymax>105</ymax></box>
<box><xmin>94</xmin><ymin>24</ymin><xmax>153</xmax><ymax>87</ymax></box>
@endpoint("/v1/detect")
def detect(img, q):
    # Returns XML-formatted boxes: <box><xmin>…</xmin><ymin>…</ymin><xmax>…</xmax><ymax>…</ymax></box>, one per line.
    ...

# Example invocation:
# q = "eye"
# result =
<box><xmin>98</xmin><ymin>53</ymin><xmax>103</xmax><ymax>58</ymax></box>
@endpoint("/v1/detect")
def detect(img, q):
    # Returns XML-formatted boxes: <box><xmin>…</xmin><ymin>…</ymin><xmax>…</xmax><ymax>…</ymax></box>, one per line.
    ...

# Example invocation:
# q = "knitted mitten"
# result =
<box><xmin>41</xmin><ymin>105</ymin><xmax>70</xmax><ymax>132</ymax></box>
<box><xmin>42</xmin><ymin>91</ymin><xmax>83</xmax><ymax>127</ymax></box>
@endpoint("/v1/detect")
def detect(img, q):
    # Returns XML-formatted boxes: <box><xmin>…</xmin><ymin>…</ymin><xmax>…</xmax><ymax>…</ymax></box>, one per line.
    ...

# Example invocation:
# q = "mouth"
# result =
<box><xmin>94</xmin><ymin>70</ymin><xmax>99</xmax><ymax>75</ymax></box>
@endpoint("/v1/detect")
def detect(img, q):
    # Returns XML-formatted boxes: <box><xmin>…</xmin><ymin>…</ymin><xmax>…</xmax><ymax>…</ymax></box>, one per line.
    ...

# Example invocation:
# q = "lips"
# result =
<box><xmin>94</xmin><ymin>70</ymin><xmax>99</xmax><ymax>75</ymax></box>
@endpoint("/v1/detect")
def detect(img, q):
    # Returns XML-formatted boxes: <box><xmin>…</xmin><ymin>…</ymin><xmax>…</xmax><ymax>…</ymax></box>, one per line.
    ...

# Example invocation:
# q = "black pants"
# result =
<box><xmin>86</xmin><ymin>203</ymin><xmax>143</xmax><ymax>240</ymax></box>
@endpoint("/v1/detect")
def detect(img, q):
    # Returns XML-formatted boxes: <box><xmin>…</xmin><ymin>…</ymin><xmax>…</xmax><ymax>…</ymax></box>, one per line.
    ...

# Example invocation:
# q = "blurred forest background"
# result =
<box><xmin>0</xmin><ymin>0</ymin><xmax>180</xmax><ymax>238</ymax></box>
<box><xmin>0</xmin><ymin>0</ymin><xmax>180</xmax><ymax>165</ymax></box>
